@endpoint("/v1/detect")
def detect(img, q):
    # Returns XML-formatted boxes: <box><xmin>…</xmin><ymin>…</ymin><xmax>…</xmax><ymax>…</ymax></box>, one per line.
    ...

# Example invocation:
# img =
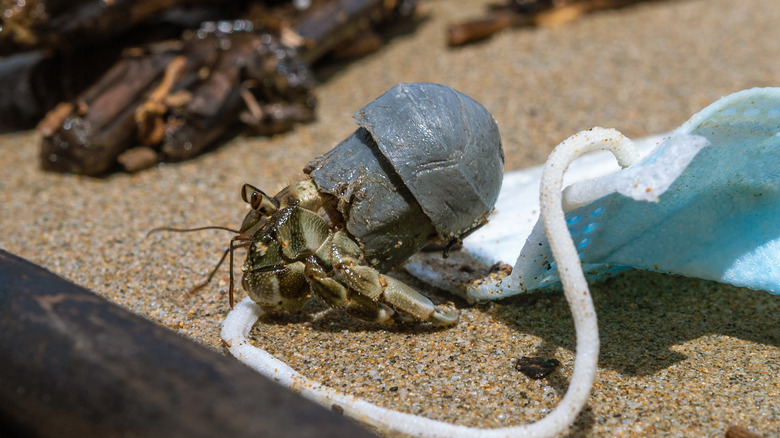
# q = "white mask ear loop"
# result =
<box><xmin>222</xmin><ymin>127</ymin><xmax>641</xmax><ymax>438</ymax></box>
<box><xmin>536</xmin><ymin>127</ymin><xmax>641</xmax><ymax>435</ymax></box>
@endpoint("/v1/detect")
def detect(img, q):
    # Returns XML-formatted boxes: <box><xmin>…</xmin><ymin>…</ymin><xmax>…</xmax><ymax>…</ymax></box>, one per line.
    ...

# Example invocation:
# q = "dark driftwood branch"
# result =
<box><xmin>0</xmin><ymin>249</ymin><xmax>375</xmax><ymax>438</ymax></box>
<box><xmin>447</xmin><ymin>0</ymin><xmax>660</xmax><ymax>46</ymax></box>
<box><xmin>0</xmin><ymin>0</ymin><xmax>231</xmax><ymax>55</ymax></box>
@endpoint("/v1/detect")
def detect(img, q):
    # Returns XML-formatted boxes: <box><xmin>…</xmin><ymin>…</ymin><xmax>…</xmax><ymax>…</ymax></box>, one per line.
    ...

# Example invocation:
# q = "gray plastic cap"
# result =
<box><xmin>354</xmin><ymin>83</ymin><xmax>504</xmax><ymax>239</ymax></box>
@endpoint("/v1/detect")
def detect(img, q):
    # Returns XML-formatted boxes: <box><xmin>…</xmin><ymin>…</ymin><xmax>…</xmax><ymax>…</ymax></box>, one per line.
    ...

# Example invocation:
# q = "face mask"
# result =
<box><xmin>224</xmin><ymin>87</ymin><xmax>779</xmax><ymax>438</ymax></box>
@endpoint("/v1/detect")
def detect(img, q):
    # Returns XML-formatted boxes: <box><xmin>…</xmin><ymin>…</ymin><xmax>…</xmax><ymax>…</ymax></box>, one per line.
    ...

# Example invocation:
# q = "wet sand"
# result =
<box><xmin>1</xmin><ymin>0</ymin><xmax>777</xmax><ymax>436</ymax></box>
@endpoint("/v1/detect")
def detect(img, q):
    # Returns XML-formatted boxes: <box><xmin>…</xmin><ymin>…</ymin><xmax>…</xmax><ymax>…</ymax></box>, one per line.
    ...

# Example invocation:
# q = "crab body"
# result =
<box><xmin>238</xmin><ymin>83</ymin><xmax>504</xmax><ymax>326</ymax></box>
<box><xmin>242</xmin><ymin>199</ymin><xmax>457</xmax><ymax>325</ymax></box>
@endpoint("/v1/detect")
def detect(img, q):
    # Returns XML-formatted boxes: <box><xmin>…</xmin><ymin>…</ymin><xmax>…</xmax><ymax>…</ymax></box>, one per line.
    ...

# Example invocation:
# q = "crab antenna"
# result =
<box><xmin>148</xmin><ymin>224</ymin><xmax>250</xmax><ymax>306</ymax></box>
<box><xmin>179</xmin><ymin>235</ymin><xmax>252</xmax><ymax>305</ymax></box>
<box><xmin>146</xmin><ymin>225</ymin><xmax>240</xmax><ymax>238</ymax></box>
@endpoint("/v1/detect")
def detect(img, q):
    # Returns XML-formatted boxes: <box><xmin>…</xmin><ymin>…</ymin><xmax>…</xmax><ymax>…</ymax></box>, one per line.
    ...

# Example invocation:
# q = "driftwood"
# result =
<box><xmin>0</xmin><ymin>249</ymin><xmax>375</xmax><ymax>438</ymax></box>
<box><xmin>447</xmin><ymin>0</ymin><xmax>660</xmax><ymax>46</ymax></box>
<box><xmin>39</xmin><ymin>25</ymin><xmax>317</xmax><ymax>174</ymax></box>
<box><xmin>33</xmin><ymin>0</ymin><xmax>415</xmax><ymax>175</ymax></box>
<box><xmin>0</xmin><ymin>0</ymin><xmax>239</xmax><ymax>55</ymax></box>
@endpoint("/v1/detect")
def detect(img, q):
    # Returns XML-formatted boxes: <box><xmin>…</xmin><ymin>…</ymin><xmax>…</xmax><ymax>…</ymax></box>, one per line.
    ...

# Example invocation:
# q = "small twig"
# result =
<box><xmin>448</xmin><ymin>0</ymin><xmax>662</xmax><ymax>46</ymax></box>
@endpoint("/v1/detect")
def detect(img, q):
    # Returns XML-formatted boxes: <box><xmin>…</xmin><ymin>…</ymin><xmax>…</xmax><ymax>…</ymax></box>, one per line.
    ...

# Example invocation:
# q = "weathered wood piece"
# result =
<box><xmin>447</xmin><ymin>0</ymin><xmax>659</xmax><ymax>46</ymax></box>
<box><xmin>0</xmin><ymin>249</ymin><xmax>375</xmax><ymax>438</ymax></box>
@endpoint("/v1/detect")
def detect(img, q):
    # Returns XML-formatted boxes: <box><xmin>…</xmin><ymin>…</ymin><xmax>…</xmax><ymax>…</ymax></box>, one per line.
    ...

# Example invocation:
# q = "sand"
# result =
<box><xmin>1</xmin><ymin>0</ymin><xmax>777</xmax><ymax>436</ymax></box>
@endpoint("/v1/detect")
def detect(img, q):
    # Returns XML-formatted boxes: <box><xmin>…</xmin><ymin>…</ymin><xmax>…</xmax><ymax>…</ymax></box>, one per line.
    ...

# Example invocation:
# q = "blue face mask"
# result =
<box><xmin>408</xmin><ymin>87</ymin><xmax>780</xmax><ymax>301</ymax></box>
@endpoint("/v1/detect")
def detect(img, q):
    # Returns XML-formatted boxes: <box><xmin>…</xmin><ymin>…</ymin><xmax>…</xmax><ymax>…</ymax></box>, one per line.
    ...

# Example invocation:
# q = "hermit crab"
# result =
<box><xmin>213</xmin><ymin>82</ymin><xmax>503</xmax><ymax>326</ymax></box>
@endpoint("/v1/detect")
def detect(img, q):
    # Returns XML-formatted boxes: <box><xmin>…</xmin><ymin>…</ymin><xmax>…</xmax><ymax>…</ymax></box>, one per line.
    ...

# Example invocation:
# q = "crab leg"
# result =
<box><xmin>306</xmin><ymin>230</ymin><xmax>458</xmax><ymax>326</ymax></box>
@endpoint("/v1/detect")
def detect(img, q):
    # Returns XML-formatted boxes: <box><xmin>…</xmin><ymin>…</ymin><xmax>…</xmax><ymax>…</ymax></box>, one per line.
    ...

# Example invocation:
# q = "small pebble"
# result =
<box><xmin>515</xmin><ymin>356</ymin><xmax>561</xmax><ymax>379</ymax></box>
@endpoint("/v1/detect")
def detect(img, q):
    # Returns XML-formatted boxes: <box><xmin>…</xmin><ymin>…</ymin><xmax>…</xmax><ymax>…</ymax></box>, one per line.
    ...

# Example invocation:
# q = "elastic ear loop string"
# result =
<box><xmin>222</xmin><ymin>127</ymin><xmax>641</xmax><ymax>438</ymax></box>
<box><xmin>533</xmin><ymin>128</ymin><xmax>641</xmax><ymax>436</ymax></box>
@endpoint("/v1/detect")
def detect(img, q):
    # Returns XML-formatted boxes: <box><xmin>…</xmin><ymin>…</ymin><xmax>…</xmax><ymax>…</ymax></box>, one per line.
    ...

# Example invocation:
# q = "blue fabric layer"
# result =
<box><xmin>516</xmin><ymin>87</ymin><xmax>780</xmax><ymax>294</ymax></box>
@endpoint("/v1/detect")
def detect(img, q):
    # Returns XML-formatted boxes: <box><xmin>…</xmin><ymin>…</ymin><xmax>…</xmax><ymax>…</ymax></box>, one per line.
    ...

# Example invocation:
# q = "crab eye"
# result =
<box><xmin>241</xmin><ymin>184</ymin><xmax>258</xmax><ymax>204</ymax></box>
<box><xmin>241</xmin><ymin>183</ymin><xmax>278</xmax><ymax>214</ymax></box>
<box><xmin>251</xmin><ymin>191</ymin><xmax>263</xmax><ymax>210</ymax></box>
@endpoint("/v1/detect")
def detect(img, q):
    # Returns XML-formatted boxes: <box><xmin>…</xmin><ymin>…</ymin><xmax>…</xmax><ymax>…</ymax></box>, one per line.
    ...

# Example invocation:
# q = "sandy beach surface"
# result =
<box><xmin>1</xmin><ymin>0</ymin><xmax>778</xmax><ymax>436</ymax></box>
